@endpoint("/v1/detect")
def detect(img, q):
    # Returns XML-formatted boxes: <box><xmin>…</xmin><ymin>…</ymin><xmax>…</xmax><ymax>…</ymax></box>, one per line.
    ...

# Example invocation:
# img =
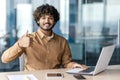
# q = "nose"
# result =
<box><xmin>45</xmin><ymin>18</ymin><xmax>49</xmax><ymax>23</ymax></box>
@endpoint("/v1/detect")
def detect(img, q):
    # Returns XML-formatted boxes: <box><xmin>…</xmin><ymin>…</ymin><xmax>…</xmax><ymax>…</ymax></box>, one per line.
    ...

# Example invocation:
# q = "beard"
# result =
<box><xmin>39</xmin><ymin>23</ymin><xmax>55</xmax><ymax>31</ymax></box>
<box><xmin>40</xmin><ymin>26</ymin><xmax>53</xmax><ymax>31</ymax></box>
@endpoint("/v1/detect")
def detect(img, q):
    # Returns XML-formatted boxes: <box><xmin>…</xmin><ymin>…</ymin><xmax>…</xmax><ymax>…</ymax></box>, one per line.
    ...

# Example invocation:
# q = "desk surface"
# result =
<box><xmin>0</xmin><ymin>65</ymin><xmax>120</xmax><ymax>80</ymax></box>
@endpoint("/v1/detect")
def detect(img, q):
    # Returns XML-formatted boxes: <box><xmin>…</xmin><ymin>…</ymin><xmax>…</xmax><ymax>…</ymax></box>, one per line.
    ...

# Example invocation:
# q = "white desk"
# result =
<box><xmin>0</xmin><ymin>65</ymin><xmax>120</xmax><ymax>80</ymax></box>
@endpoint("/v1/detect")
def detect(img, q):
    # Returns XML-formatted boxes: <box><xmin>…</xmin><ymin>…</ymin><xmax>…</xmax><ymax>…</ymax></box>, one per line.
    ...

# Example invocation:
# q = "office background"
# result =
<box><xmin>0</xmin><ymin>0</ymin><xmax>120</xmax><ymax>72</ymax></box>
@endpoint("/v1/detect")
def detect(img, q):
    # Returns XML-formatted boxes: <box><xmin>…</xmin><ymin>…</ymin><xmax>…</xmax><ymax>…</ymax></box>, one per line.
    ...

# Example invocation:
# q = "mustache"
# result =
<box><xmin>44</xmin><ymin>23</ymin><xmax>51</xmax><ymax>25</ymax></box>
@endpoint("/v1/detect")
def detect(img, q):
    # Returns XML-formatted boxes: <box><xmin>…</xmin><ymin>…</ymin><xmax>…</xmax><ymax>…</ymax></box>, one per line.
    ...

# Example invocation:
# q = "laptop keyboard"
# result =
<box><xmin>81</xmin><ymin>66</ymin><xmax>95</xmax><ymax>73</ymax></box>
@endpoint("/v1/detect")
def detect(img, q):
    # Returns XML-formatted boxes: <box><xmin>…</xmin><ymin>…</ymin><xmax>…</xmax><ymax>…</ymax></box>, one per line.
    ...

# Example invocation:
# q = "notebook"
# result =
<box><xmin>7</xmin><ymin>74</ymin><xmax>38</xmax><ymax>80</ymax></box>
<box><xmin>66</xmin><ymin>45</ymin><xmax>115</xmax><ymax>76</ymax></box>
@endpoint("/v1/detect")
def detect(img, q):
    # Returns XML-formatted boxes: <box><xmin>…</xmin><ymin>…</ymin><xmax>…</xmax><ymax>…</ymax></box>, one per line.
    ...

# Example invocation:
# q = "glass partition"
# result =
<box><xmin>68</xmin><ymin>0</ymin><xmax>120</xmax><ymax>66</ymax></box>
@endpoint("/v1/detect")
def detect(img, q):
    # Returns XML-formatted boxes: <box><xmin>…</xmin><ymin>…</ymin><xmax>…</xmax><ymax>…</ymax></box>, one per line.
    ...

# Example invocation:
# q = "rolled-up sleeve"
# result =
<box><xmin>62</xmin><ymin>40</ymin><xmax>75</xmax><ymax>68</ymax></box>
<box><xmin>1</xmin><ymin>42</ymin><xmax>24</xmax><ymax>63</ymax></box>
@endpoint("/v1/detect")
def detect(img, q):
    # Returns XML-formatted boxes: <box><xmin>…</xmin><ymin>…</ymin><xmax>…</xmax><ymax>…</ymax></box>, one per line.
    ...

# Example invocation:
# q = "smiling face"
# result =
<box><xmin>33</xmin><ymin>4</ymin><xmax>60</xmax><ymax>30</ymax></box>
<box><xmin>38</xmin><ymin>14</ymin><xmax>55</xmax><ymax>31</ymax></box>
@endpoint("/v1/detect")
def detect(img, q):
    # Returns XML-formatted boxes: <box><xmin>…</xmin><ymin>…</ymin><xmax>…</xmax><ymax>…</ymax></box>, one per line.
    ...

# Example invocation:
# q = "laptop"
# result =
<box><xmin>66</xmin><ymin>45</ymin><xmax>115</xmax><ymax>76</ymax></box>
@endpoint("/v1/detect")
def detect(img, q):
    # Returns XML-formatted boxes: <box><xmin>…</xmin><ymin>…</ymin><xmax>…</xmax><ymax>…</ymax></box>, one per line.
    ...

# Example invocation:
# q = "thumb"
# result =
<box><xmin>25</xmin><ymin>30</ymin><xmax>28</xmax><ymax>36</ymax></box>
<box><xmin>24</xmin><ymin>30</ymin><xmax>29</xmax><ymax>36</ymax></box>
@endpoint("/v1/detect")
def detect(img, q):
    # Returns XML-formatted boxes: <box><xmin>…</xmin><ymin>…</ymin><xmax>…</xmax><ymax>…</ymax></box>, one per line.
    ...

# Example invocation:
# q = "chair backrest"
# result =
<box><xmin>19</xmin><ymin>53</ymin><xmax>26</xmax><ymax>71</ymax></box>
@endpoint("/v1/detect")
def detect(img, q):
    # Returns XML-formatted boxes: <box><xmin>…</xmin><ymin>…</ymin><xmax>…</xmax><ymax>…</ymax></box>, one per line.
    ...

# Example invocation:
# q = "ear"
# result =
<box><xmin>37</xmin><ymin>21</ymin><xmax>39</xmax><ymax>23</ymax></box>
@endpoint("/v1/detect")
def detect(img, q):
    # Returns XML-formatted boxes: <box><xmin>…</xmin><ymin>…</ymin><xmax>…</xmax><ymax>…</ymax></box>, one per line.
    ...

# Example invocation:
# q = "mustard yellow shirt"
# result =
<box><xmin>1</xmin><ymin>29</ymin><xmax>75</xmax><ymax>71</ymax></box>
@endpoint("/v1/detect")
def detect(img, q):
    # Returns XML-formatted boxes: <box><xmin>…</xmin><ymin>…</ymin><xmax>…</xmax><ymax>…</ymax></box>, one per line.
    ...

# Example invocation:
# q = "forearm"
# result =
<box><xmin>1</xmin><ymin>42</ymin><xmax>23</xmax><ymax>63</ymax></box>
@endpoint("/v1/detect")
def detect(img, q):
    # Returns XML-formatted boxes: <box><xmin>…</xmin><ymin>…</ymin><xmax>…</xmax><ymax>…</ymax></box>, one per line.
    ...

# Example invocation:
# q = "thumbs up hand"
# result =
<box><xmin>18</xmin><ymin>31</ymin><xmax>32</xmax><ymax>48</ymax></box>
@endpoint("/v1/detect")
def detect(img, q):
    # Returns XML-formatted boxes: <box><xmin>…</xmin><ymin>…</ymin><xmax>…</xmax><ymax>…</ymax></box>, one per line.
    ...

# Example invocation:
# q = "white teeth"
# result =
<box><xmin>45</xmin><ymin>24</ymin><xmax>49</xmax><ymax>26</ymax></box>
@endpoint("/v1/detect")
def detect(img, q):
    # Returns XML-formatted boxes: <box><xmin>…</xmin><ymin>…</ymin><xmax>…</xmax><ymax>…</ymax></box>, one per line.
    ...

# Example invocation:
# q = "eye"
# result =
<box><xmin>49</xmin><ymin>17</ymin><xmax>54</xmax><ymax>20</ymax></box>
<box><xmin>41</xmin><ymin>17</ymin><xmax>45</xmax><ymax>19</ymax></box>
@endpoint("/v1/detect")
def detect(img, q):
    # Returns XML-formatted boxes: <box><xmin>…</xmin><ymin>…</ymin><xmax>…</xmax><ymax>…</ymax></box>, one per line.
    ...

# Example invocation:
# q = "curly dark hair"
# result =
<box><xmin>33</xmin><ymin>4</ymin><xmax>60</xmax><ymax>26</ymax></box>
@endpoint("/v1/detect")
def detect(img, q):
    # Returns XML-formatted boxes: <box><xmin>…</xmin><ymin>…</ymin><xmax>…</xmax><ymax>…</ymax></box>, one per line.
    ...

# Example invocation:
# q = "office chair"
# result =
<box><xmin>19</xmin><ymin>53</ymin><xmax>25</xmax><ymax>71</ymax></box>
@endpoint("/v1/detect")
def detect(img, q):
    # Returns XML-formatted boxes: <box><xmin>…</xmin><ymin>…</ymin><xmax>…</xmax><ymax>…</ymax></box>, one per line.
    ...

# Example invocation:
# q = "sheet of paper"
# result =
<box><xmin>66</xmin><ymin>68</ymin><xmax>84</xmax><ymax>74</ymax></box>
<box><xmin>7</xmin><ymin>74</ymin><xmax>38</xmax><ymax>80</ymax></box>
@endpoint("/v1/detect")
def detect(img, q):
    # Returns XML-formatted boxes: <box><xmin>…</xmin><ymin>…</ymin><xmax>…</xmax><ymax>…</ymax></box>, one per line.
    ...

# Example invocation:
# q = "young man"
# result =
<box><xmin>1</xmin><ymin>4</ymin><xmax>87</xmax><ymax>71</ymax></box>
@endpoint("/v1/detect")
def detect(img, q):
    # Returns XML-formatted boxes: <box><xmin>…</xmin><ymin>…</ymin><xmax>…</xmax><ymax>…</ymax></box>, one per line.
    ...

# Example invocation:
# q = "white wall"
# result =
<box><xmin>16</xmin><ymin>4</ymin><xmax>33</xmax><ymax>38</ymax></box>
<box><xmin>0</xmin><ymin>0</ymin><xmax>6</xmax><ymax>36</ymax></box>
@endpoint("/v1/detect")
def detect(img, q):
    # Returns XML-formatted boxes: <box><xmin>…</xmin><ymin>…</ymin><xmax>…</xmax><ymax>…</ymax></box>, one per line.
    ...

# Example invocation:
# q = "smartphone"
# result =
<box><xmin>46</xmin><ymin>72</ymin><xmax>63</xmax><ymax>79</ymax></box>
<box><xmin>73</xmin><ymin>74</ymin><xmax>86</xmax><ymax>80</ymax></box>
<box><xmin>47</xmin><ymin>73</ymin><xmax>63</xmax><ymax>77</ymax></box>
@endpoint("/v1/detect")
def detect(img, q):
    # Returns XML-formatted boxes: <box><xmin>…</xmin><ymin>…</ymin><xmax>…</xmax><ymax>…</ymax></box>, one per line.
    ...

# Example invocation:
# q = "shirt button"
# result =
<box><xmin>45</xmin><ymin>59</ymin><xmax>48</xmax><ymax>63</ymax></box>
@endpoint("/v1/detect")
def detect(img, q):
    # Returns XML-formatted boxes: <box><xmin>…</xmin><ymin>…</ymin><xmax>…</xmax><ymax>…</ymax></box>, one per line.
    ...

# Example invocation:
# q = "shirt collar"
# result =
<box><xmin>37</xmin><ymin>28</ymin><xmax>54</xmax><ymax>40</ymax></box>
